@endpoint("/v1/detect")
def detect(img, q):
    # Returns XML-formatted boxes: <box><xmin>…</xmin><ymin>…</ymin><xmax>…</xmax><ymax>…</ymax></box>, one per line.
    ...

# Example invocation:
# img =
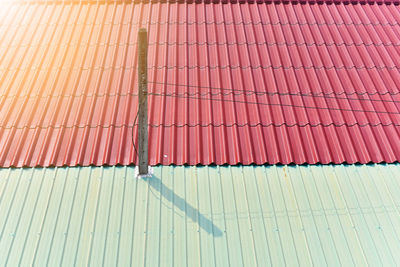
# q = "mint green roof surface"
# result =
<box><xmin>1</xmin><ymin>164</ymin><xmax>400</xmax><ymax>266</ymax></box>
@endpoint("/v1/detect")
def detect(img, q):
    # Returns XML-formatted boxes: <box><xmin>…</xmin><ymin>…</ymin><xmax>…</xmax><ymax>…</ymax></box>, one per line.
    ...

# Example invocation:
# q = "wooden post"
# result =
<box><xmin>138</xmin><ymin>28</ymin><xmax>148</xmax><ymax>175</ymax></box>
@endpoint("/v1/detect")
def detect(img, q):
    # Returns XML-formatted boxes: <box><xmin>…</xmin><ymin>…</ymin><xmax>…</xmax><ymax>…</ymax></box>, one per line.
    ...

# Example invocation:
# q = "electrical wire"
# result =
<box><xmin>2</xmin><ymin>82</ymin><xmax>400</xmax><ymax>106</ymax></box>
<box><xmin>131</xmin><ymin>109</ymin><xmax>139</xmax><ymax>156</ymax></box>
<box><xmin>147</xmin><ymin>91</ymin><xmax>400</xmax><ymax>115</ymax></box>
<box><xmin>148</xmin><ymin>81</ymin><xmax>400</xmax><ymax>104</ymax></box>
<box><xmin>4</xmin><ymin>82</ymin><xmax>400</xmax><ymax>130</ymax></box>
<box><xmin>148</xmin><ymin>91</ymin><xmax>400</xmax><ymax>104</ymax></box>
<box><xmin>5</xmin><ymin>81</ymin><xmax>400</xmax><ymax>130</ymax></box>
<box><xmin>131</xmin><ymin>86</ymin><xmax>146</xmax><ymax>158</ymax></box>
<box><xmin>3</xmin><ymin>84</ymin><xmax>400</xmax><ymax>102</ymax></box>
<box><xmin>148</xmin><ymin>81</ymin><xmax>398</xmax><ymax>96</ymax></box>
<box><xmin>148</xmin><ymin>81</ymin><xmax>400</xmax><ymax>98</ymax></box>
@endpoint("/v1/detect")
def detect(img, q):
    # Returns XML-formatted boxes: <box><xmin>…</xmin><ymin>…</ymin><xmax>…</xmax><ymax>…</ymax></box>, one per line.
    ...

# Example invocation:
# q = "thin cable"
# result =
<box><xmin>3</xmin><ymin>85</ymin><xmax>400</xmax><ymax>101</ymax></box>
<box><xmin>131</xmin><ymin>110</ymin><xmax>139</xmax><ymax>156</ymax></box>
<box><xmin>4</xmin><ymin>83</ymin><xmax>400</xmax><ymax>130</ymax></box>
<box><xmin>148</xmin><ymin>81</ymin><xmax>400</xmax><ymax>102</ymax></box>
<box><xmin>148</xmin><ymin>92</ymin><xmax>400</xmax><ymax>115</ymax></box>
<box><xmin>147</xmin><ymin>89</ymin><xmax>400</xmax><ymax>105</ymax></box>
<box><xmin>3</xmin><ymin>92</ymin><xmax>400</xmax><ymax>129</ymax></box>
<box><xmin>2</xmin><ymin>82</ymin><xmax>400</xmax><ymax>105</ymax></box>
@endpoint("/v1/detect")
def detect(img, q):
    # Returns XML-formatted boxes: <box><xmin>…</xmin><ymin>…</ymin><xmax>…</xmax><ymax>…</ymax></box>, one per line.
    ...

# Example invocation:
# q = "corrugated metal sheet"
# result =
<box><xmin>4</xmin><ymin>0</ymin><xmax>400</xmax><ymax>4</ymax></box>
<box><xmin>2</xmin><ymin>2</ymin><xmax>400</xmax><ymax>167</ymax></box>
<box><xmin>1</xmin><ymin>164</ymin><xmax>400</xmax><ymax>266</ymax></box>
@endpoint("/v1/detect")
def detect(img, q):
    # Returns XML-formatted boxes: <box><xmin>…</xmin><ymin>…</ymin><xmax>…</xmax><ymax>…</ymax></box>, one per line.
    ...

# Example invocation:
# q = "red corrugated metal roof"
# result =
<box><xmin>1</xmin><ymin>1</ymin><xmax>400</xmax><ymax>167</ymax></box>
<box><xmin>7</xmin><ymin>0</ymin><xmax>400</xmax><ymax>4</ymax></box>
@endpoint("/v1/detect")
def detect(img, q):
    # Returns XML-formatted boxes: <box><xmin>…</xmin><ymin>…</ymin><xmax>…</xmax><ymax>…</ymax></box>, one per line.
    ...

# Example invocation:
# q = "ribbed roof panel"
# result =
<box><xmin>1</xmin><ymin>164</ymin><xmax>400</xmax><ymax>266</ymax></box>
<box><xmin>1</xmin><ymin>2</ymin><xmax>400</xmax><ymax>166</ymax></box>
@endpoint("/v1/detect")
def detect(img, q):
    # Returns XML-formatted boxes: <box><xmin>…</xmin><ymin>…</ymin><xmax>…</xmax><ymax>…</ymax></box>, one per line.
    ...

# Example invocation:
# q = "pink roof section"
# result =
<box><xmin>8</xmin><ymin>0</ymin><xmax>400</xmax><ymax>3</ymax></box>
<box><xmin>1</xmin><ymin>2</ymin><xmax>400</xmax><ymax>167</ymax></box>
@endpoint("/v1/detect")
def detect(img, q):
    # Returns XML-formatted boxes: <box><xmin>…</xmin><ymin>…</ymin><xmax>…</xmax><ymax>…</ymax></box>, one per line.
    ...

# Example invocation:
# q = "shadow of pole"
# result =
<box><xmin>143</xmin><ymin>175</ymin><xmax>223</xmax><ymax>237</ymax></box>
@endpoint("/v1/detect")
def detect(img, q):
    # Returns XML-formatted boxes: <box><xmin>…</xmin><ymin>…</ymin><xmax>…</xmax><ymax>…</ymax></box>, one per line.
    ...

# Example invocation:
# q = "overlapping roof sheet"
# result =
<box><xmin>1</xmin><ymin>1</ymin><xmax>400</xmax><ymax>166</ymax></box>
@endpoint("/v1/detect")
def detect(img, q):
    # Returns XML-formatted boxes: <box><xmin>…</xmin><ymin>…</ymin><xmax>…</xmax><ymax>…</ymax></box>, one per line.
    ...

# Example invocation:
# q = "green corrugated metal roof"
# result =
<box><xmin>1</xmin><ymin>164</ymin><xmax>400</xmax><ymax>266</ymax></box>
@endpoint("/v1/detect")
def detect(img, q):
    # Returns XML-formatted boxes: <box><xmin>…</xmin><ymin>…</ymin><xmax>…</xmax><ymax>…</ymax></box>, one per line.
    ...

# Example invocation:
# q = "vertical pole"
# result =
<box><xmin>138</xmin><ymin>28</ymin><xmax>148</xmax><ymax>175</ymax></box>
